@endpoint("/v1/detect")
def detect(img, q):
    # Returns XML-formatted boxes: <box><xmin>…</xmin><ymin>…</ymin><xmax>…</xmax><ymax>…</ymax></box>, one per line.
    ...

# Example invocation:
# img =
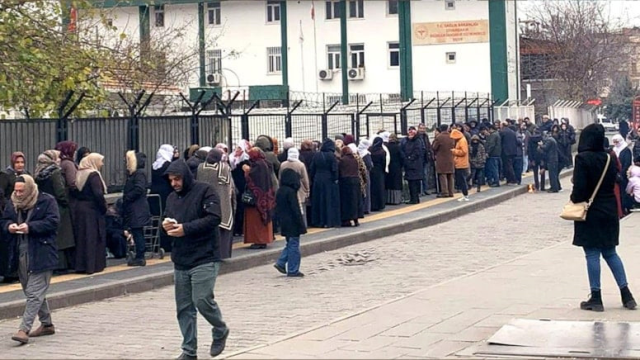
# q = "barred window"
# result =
<box><xmin>267</xmin><ymin>47</ymin><xmax>282</xmax><ymax>74</ymax></box>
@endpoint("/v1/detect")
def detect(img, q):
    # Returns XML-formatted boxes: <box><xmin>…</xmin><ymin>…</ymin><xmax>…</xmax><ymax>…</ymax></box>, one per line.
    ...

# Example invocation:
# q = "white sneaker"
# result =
<box><xmin>458</xmin><ymin>196</ymin><xmax>470</xmax><ymax>202</ymax></box>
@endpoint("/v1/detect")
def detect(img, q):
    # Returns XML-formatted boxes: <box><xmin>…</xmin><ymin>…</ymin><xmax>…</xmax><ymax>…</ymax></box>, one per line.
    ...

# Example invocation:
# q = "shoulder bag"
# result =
<box><xmin>560</xmin><ymin>154</ymin><xmax>610</xmax><ymax>221</ymax></box>
<box><xmin>241</xmin><ymin>189</ymin><xmax>256</xmax><ymax>207</ymax></box>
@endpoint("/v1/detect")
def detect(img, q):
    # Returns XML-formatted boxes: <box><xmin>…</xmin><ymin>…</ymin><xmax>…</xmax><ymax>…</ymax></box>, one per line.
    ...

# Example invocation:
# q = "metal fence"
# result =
<box><xmin>547</xmin><ymin>100</ymin><xmax>597</xmax><ymax>130</ymax></box>
<box><xmin>493</xmin><ymin>99</ymin><xmax>536</xmax><ymax>122</ymax></box>
<box><xmin>0</xmin><ymin>115</ymin><xmax>229</xmax><ymax>190</ymax></box>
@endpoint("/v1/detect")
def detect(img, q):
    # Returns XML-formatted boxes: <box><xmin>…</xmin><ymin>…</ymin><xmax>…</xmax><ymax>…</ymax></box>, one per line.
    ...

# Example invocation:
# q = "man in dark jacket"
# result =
<box><xmin>539</xmin><ymin>132</ymin><xmax>560</xmax><ymax>192</ymax></box>
<box><xmin>162</xmin><ymin>160</ymin><xmax>229</xmax><ymax>360</ymax></box>
<box><xmin>483</xmin><ymin>125</ymin><xmax>502</xmax><ymax>187</ymax></box>
<box><xmin>2</xmin><ymin>175</ymin><xmax>59</xmax><ymax>344</ymax></box>
<box><xmin>123</xmin><ymin>151</ymin><xmax>151</xmax><ymax>267</ymax></box>
<box><xmin>500</xmin><ymin>121</ymin><xmax>518</xmax><ymax>184</ymax></box>
<box><xmin>417</xmin><ymin>123</ymin><xmax>433</xmax><ymax>195</ymax></box>
<box><xmin>401</xmin><ymin>126</ymin><xmax>426</xmax><ymax>204</ymax></box>
<box><xmin>274</xmin><ymin>169</ymin><xmax>307</xmax><ymax>277</ymax></box>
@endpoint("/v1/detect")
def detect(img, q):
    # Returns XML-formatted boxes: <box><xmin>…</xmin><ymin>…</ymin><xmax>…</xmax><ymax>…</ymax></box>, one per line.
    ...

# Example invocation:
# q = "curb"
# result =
<box><xmin>0</xmin><ymin>170</ymin><xmax>573</xmax><ymax>321</ymax></box>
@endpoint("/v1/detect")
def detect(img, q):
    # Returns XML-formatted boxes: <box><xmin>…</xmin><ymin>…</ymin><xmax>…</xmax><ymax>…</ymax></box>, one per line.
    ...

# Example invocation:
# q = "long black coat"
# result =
<box><xmin>500</xmin><ymin>127</ymin><xmax>518</xmax><ymax>157</ymax></box>
<box><xmin>401</xmin><ymin>136</ymin><xmax>425</xmax><ymax>181</ymax></box>
<box><xmin>123</xmin><ymin>153</ymin><xmax>151</xmax><ymax>229</ymax></box>
<box><xmin>1</xmin><ymin>193</ymin><xmax>60</xmax><ymax>274</ymax></box>
<box><xmin>150</xmin><ymin>161</ymin><xmax>172</xmax><ymax>216</ymax></box>
<box><xmin>276</xmin><ymin>169</ymin><xmax>307</xmax><ymax>237</ymax></box>
<box><xmin>310</xmin><ymin>140</ymin><xmax>341</xmax><ymax>227</ymax></box>
<box><xmin>571</xmin><ymin>124</ymin><xmax>619</xmax><ymax>248</ymax></box>
<box><xmin>385</xmin><ymin>142</ymin><xmax>403</xmax><ymax>190</ymax></box>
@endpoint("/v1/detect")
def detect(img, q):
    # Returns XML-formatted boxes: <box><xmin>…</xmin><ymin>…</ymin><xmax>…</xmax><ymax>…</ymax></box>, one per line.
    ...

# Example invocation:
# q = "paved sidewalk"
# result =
<box><xmin>0</xmin><ymin>169</ymin><xmax>569</xmax><ymax>319</ymax></box>
<box><xmin>224</xmin><ymin>213</ymin><xmax>640</xmax><ymax>359</ymax></box>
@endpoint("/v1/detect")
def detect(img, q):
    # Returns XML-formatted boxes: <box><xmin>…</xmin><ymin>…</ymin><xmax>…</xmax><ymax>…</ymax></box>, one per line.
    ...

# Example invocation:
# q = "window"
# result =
<box><xmin>154</xmin><ymin>5</ymin><xmax>164</xmax><ymax>27</ymax></box>
<box><xmin>267</xmin><ymin>47</ymin><xmax>282</xmax><ymax>74</ymax></box>
<box><xmin>387</xmin><ymin>0</ymin><xmax>398</xmax><ymax>15</ymax></box>
<box><xmin>632</xmin><ymin>61</ymin><xmax>638</xmax><ymax>76</ymax></box>
<box><xmin>208</xmin><ymin>49</ymin><xmax>222</xmax><ymax>74</ymax></box>
<box><xmin>325</xmin><ymin>0</ymin><xmax>340</xmax><ymax>20</ymax></box>
<box><xmin>207</xmin><ymin>2</ymin><xmax>221</xmax><ymax>26</ymax></box>
<box><xmin>348</xmin><ymin>0</ymin><xmax>364</xmax><ymax>18</ymax></box>
<box><xmin>388</xmin><ymin>42</ymin><xmax>399</xmax><ymax>67</ymax></box>
<box><xmin>446</xmin><ymin>52</ymin><xmax>456</xmax><ymax>64</ymax></box>
<box><xmin>445</xmin><ymin>0</ymin><xmax>455</xmax><ymax>10</ymax></box>
<box><xmin>266</xmin><ymin>0</ymin><xmax>281</xmax><ymax>23</ymax></box>
<box><xmin>327</xmin><ymin>45</ymin><xmax>341</xmax><ymax>70</ymax></box>
<box><xmin>350</xmin><ymin>44</ymin><xmax>365</xmax><ymax>68</ymax></box>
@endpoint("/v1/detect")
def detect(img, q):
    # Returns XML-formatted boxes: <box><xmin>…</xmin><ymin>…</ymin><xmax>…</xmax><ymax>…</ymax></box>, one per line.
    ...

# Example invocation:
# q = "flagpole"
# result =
<box><xmin>312</xmin><ymin>0</ymin><xmax>319</xmax><ymax>92</ymax></box>
<box><xmin>300</xmin><ymin>20</ymin><xmax>306</xmax><ymax>92</ymax></box>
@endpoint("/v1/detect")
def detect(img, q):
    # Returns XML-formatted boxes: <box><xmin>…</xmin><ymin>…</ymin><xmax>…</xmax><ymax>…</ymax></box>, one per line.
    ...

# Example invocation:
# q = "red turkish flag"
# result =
<box><xmin>68</xmin><ymin>6</ymin><xmax>77</xmax><ymax>33</ymax></box>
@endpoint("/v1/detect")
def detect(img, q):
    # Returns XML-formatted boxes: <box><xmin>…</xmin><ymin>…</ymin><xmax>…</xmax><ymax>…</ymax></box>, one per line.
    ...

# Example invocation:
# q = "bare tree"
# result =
<box><xmin>522</xmin><ymin>1</ymin><xmax>633</xmax><ymax>102</ymax></box>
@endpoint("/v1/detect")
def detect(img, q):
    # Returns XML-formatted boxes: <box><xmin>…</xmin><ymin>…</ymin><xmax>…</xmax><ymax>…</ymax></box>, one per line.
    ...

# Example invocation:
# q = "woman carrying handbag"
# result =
<box><xmin>569</xmin><ymin>124</ymin><xmax>636</xmax><ymax>312</ymax></box>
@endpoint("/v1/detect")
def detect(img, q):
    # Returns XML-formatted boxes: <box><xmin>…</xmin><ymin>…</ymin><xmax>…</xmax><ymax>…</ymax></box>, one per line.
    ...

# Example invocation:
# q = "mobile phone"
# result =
<box><xmin>165</xmin><ymin>218</ymin><xmax>177</xmax><ymax>224</ymax></box>
<box><xmin>16</xmin><ymin>231</ymin><xmax>24</xmax><ymax>234</ymax></box>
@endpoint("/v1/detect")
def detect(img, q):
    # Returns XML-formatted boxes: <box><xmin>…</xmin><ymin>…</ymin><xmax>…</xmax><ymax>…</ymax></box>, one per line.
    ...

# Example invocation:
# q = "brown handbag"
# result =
<box><xmin>560</xmin><ymin>154</ymin><xmax>610</xmax><ymax>222</ymax></box>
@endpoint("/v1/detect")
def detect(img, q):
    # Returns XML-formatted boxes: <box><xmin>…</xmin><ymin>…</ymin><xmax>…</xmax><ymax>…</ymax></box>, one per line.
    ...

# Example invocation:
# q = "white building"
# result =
<box><xmin>88</xmin><ymin>0</ymin><xmax>519</xmax><ymax>104</ymax></box>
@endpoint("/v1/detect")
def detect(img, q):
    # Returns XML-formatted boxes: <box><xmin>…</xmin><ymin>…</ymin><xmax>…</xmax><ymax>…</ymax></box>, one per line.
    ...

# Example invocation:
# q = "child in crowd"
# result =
<box><xmin>626</xmin><ymin>165</ymin><xmax>640</xmax><ymax>212</ymax></box>
<box><xmin>106</xmin><ymin>199</ymin><xmax>128</xmax><ymax>259</ymax></box>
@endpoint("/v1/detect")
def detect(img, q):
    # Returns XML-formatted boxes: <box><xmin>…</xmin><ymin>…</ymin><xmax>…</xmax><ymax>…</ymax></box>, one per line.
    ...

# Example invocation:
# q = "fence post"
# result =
<box><xmin>400</xmin><ymin>99</ymin><xmax>415</xmax><ymax>134</ymax></box>
<box><xmin>190</xmin><ymin>113</ymin><xmax>199</xmax><ymax>145</ymax></box>
<box><xmin>451</xmin><ymin>91</ymin><xmax>456</xmax><ymax>124</ymax></box>
<box><xmin>323</xmin><ymin>100</ymin><xmax>340</xmax><ymax>140</ymax></box>
<box><xmin>436</xmin><ymin>92</ymin><xmax>441</xmax><ymax>126</ymax></box>
<box><xmin>285</xmin><ymin>100</ymin><xmax>302</xmax><ymax>138</ymax></box>
<box><xmin>357</xmin><ymin>101</ymin><xmax>373</xmax><ymax>138</ymax></box>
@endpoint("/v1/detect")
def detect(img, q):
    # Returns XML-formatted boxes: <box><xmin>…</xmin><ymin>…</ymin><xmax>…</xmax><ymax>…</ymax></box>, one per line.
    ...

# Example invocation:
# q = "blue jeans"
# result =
<box><xmin>584</xmin><ymin>247</ymin><xmax>629</xmax><ymax>291</ymax></box>
<box><xmin>421</xmin><ymin>163</ymin><xmax>431</xmax><ymax>193</ymax></box>
<box><xmin>486</xmin><ymin>157</ymin><xmax>500</xmax><ymax>186</ymax></box>
<box><xmin>276</xmin><ymin>237</ymin><xmax>301</xmax><ymax>275</ymax></box>
<box><xmin>174</xmin><ymin>262</ymin><xmax>228</xmax><ymax>357</ymax></box>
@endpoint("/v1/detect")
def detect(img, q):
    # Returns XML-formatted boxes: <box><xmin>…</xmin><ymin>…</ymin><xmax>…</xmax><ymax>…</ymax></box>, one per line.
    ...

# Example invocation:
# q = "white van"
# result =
<box><xmin>597</xmin><ymin>115</ymin><xmax>618</xmax><ymax>132</ymax></box>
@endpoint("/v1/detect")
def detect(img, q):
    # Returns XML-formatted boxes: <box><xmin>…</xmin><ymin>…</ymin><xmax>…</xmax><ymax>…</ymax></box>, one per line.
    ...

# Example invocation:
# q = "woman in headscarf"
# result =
<box><xmin>215</xmin><ymin>143</ymin><xmax>230</xmax><ymax>163</ymax></box>
<box><xmin>187</xmin><ymin>147</ymin><xmax>210</xmax><ymax>177</ymax></box>
<box><xmin>230</xmin><ymin>140</ymin><xmax>251</xmax><ymax>237</ymax></box>
<box><xmin>613</xmin><ymin>134</ymin><xmax>633</xmax><ymax>213</ymax></box>
<box><xmin>369</xmin><ymin>137</ymin><xmax>387</xmax><ymax>211</ymax></box>
<box><xmin>75</xmin><ymin>147</ymin><xmax>91</xmax><ymax>165</ymax></box>
<box><xmin>299</xmin><ymin>140</ymin><xmax>316</xmax><ymax>224</ymax></box>
<box><xmin>74</xmin><ymin>153</ymin><xmax>107</xmax><ymax>275</ymax></box>
<box><xmin>34</xmin><ymin>150</ymin><xmax>75</xmax><ymax>273</ymax></box>
<box><xmin>55</xmin><ymin>141</ymin><xmax>79</xmax><ymax>269</ymax></box>
<box><xmin>339</xmin><ymin>146</ymin><xmax>361</xmax><ymax>227</ymax></box>
<box><xmin>150</xmin><ymin>144</ymin><xmax>175</xmax><ymax>252</ymax></box>
<box><xmin>1</xmin><ymin>175</ymin><xmax>59</xmax><ymax>344</ymax></box>
<box><xmin>243</xmin><ymin>148</ymin><xmax>275</xmax><ymax>249</ymax></box>
<box><xmin>310</xmin><ymin>139</ymin><xmax>341</xmax><ymax>228</ymax></box>
<box><xmin>123</xmin><ymin>151</ymin><xmax>151</xmax><ymax>267</ymax></box>
<box><xmin>279</xmin><ymin>148</ymin><xmax>310</xmax><ymax>226</ymax></box>
<box><xmin>385</xmin><ymin>133</ymin><xmax>404</xmax><ymax>205</ymax></box>
<box><xmin>604</xmin><ymin>138</ymin><xmax>624</xmax><ymax>219</ymax></box>
<box><xmin>572</xmin><ymin>124</ymin><xmax>636</xmax><ymax>312</ymax></box>
<box><xmin>358</xmin><ymin>138</ymin><xmax>373</xmax><ymax>215</ymax></box>
<box><xmin>197</xmin><ymin>148</ymin><xmax>236</xmax><ymax>259</ymax></box>
<box><xmin>0</xmin><ymin>152</ymin><xmax>28</xmax><ymax>283</ymax></box>
<box><xmin>348</xmin><ymin>143</ymin><xmax>367</xmax><ymax>219</ymax></box>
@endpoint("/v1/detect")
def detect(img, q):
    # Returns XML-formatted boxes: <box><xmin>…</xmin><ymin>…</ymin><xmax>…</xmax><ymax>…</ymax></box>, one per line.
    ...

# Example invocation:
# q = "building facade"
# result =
<box><xmin>88</xmin><ymin>0</ymin><xmax>519</xmax><ymax>103</ymax></box>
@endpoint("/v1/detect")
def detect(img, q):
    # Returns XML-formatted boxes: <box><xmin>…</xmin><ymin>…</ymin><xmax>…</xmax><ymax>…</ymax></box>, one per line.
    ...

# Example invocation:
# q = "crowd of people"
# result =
<box><xmin>0</xmin><ymin>115</ymin><xmax>592</xmax><ymax>284</ymax></box>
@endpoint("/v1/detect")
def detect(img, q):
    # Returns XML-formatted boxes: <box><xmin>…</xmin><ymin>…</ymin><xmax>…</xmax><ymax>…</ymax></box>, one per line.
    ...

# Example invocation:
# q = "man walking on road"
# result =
<box><xmin>163</xmin><ymin>160</ymin><xmax>229</xmax><ymax>360</ymax></box>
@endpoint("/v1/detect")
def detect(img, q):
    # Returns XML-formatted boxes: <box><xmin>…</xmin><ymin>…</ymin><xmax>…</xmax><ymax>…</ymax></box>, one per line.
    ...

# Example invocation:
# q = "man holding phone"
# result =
<box><xmin>1</xmin><ymin>175</ymin><xmax>59</xmax><ymax>344</ymax></box>
<box><xmin>162</xmin><ymin>159</ymin><xmax>229</xmax><ymax>360</ymax></box>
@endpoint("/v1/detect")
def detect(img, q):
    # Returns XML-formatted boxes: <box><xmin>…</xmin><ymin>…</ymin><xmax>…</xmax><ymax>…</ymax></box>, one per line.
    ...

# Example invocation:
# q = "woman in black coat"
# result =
<box><xmin>338</xmin><ymin>147</ymin><xmax>361</xmax><ymax>227</ymax></box>
<box><xmin>310</xmin><ymin>139</ymin><xmax>341</xmax><ymax>228</ymax></box>
<box><xmin>123</xmin><ymin>151</ymin><xmax>151</xmax><ymax>266</ymax></box>
<box><xmin>385</xmin><ymin>135</ymin><xmax>404</xmax><ymax>205</ymax></box>
<box><xmin>274</xmin><ymin>168</ymin><xmax>307</xmax><ymax>277</ymax></box>
<box><xmin>150</xmin><ymin>144</ymin><xmax>176</xmax><ymax>252</ymax></box>
<box><xmin>369</xmin><ymin>137</ymin><xmax>387</xmax><ymax>211</ymax></box>
<box><xmin>571</xmin><ymin>124</ymin><xmax>636</xmax><ymax>312</ymax></box>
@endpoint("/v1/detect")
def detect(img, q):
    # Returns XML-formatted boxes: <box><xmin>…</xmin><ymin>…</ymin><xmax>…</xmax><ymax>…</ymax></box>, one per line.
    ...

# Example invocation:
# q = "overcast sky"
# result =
<box><xmin>518</xmin><ymin>1</ymin><xmax>640</xmax><ymax>27</ymax></box>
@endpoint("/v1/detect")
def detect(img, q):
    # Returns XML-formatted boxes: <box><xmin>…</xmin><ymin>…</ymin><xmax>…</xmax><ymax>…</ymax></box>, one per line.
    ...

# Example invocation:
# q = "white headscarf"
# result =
<box><xmin>215</xmin><ymin>143</ymin><xmax>229</xmax><ymax>162</ymax></box>
<box><xmin>229</xmin><ymin>139</ymin><xmax>250</xmax><ymax>170</ymax></box>
<box><xmin>283</xmin><ymin>137</ymin><xmax>295</xmax><ymax>150</ymax></box>
<box><xmin>613</xmin><ymin>134</ymin><xmax>628</xmax><ymax>157</ymax></box>
<box><xmin>287</xmin><ymin>148</ymin><xmax>300</xmax><ymax>162</ymax></box>
<box><xmin>381</xmin><ymin>131</ymin><xmax>391</xmax><ymax>143</ymax></box>
<box><xmin>347</xmin><ymin>143</ymin><xmax>359</xmax><ymax>157</ymax></box>
<box><xmin>153</xmin><ymin>144</ymin><xmax>174</xmax><ymax>170</ymax></box>
<box><xmin>358</xmin><ymin>138</ymin><xmax>371</xmax><ymax>158</ymax></box>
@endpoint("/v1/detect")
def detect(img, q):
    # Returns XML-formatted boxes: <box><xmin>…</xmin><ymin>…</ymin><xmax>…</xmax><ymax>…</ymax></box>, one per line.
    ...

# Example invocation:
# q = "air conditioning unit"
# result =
<box><xmin>318</xmin><ymin>69</ymin><xmax>333</xmax><ymax>80</ymax></box>
<box><xmin>348</xmin><ymin>68</ymin><xmax>365</xmax><ymax>81</ymax></box>
<box><xmin>206</xmin><ymin>73</ymin><xmax>221</xmax><ymax>85</ymax></box>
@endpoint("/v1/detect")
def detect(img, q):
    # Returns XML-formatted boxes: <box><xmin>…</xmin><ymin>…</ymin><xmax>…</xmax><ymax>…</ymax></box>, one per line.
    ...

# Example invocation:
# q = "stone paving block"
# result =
<box><xmin>445</xmin><ymin>325</ymin><xmax>500</xmax><ymax>342</ymax></box>
<box><xmin>380</xmin><ymin>319</ymin><xmax>437</xmax><ymax>338</ymax></box>
<box><xmin>402</xmin><ymin>339</ymin><xmax>473</xmax><ymax>358</ymax></box>
<box><xmin>496</xmin><ymin>303</ymin><xmax>538</xmax><ymax>316</ymax></box>
<box><xmin>424</xmin><ymin>309</ymin><xmax>494</xmax><ymax>334</ymax></box>
<box><xmin>335</xmin><ymin>321</ymin><xmax>388</xmax><ymax>341</ymax></box>
<box><xmin>472</xmin><ymin>314</ymin><xmax>515</xmax><ymax>328</ymax></box>
<box><xmin>339</xmin><ymin>334</ymin><xmax>399</xmax><ymax>352</ymax></box>
<box><xmin>390</xmin><ymin>331</ymin><xmax>448</xmax><ymax>350</ymax></box>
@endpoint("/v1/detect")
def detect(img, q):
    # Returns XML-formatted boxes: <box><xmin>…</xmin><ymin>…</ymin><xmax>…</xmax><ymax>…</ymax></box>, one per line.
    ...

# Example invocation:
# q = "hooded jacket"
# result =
<box><xmin>485</xmin><ymin>130</ymin><xmax>502</xmax><ymax>158</ymax></box>
<box><xmin>276</xmin><ymin>169</ymin><xmax>307</xmax><ymax>238</ymax></box>
<box><xmin>451</xmin><ymin>129</ymin><xmax>470</xmax><ymax>169</ymax></box>
<box><xmin>123</xmin><ymin>151</ymin><xmax>151</xmax><ymax>229</ymax></box>
<box><xmin>163</xmin><ymin>160</ymin><xmax>222</xmax><ymax>270</ymax></box>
